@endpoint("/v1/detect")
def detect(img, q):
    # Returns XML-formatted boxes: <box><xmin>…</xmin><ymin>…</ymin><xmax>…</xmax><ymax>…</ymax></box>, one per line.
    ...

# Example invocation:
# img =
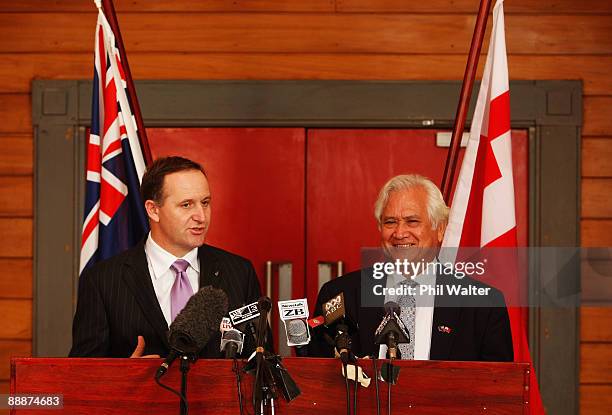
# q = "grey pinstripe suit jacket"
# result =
<box><xmin>69</xmin><ymin>239</ymin><xmax>262</xmax><ymax>358</ymax></box>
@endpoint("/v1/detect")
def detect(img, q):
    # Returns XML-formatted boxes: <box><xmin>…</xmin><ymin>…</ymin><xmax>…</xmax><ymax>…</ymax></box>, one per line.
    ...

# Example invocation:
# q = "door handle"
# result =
<box><xmin>265</xmin><ymin>260</ymin><xmax>293</xmax><ymax>357</ymax></box>
<box><xmin>318</xmin><ymin>260</ymin><xmax>344</xmax><ymax>292</ymax></box>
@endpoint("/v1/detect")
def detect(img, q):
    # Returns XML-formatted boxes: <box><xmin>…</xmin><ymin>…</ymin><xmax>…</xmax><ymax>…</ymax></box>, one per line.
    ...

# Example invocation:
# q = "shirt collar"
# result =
<box><xmin>145</xmin><ymin>233</ymin><xmax>200</xmax><ymax>279</ymax></box>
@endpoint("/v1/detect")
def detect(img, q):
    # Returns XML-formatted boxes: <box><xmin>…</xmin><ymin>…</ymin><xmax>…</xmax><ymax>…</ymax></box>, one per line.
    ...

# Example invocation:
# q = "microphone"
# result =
<box><xmin>278</xmin><ymin>298</ymin><xmax>311</xmax><ymax>347</ymax></box>
<box><xmin>155</xmin><ymin>286</ymin><xmax>228</xmax><ymax>379</ymax></box>
<box><xmin>318</xmin><ymin>292</ymin><xmax>356</xmax><ymax>363</ymax></box>
<box><xmin>335</xmin><ymin>323</ymin><xmax>352</xmax><ymax>365</ymax></box>
<box><xmin>229</xmin><ymin>301</ymin><xmax>261</xmax><ymax>345</ymax></box>
<box><xmin>374</xmin><ymin>301</ymin><xmax>410</xmax><ymax>360</ymax></box>
<box><xmin>323</xmin><ymin>293</ymin><xmax>346</xmax><ymax>326</ymax></box>
<box><xmin>255</xmin><ymin>296</ymin><xmax>272</xmax><ymax>351</ymax></box>
<box><xmin>287</xmin><ymin>319</ymin><xmax>309</xmax><ymax>344</ymax></box>
<box><xmin>220</xmin><ymin>317</ymin><xmax>245</xmax><ymax>359</ymax></box>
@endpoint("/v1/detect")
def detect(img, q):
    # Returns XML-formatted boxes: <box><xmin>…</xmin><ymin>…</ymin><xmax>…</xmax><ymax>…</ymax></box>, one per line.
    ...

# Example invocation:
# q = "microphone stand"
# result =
<box><xmin>179</xmin><ymin>355</ymin><xmax>191</xmax><ymax>415</ymax></box>
<box><xmin>253</xmin><ymin>299</ymin><xmax>276</xmax><ymax>415</ymax></box>
<box><xmin>372</xmin><ymin>354</ymin><xmax>381</xmax><ymax>415</ymax></box>
<box><xmin>233</xmin><ymin>357</ymin><xmax>245</xmax><ymax>415</ymax></box>
<box><xmin>387</xmin><ymin>361</ymin><xmax>392</xmax><ymax>415</ymax></box>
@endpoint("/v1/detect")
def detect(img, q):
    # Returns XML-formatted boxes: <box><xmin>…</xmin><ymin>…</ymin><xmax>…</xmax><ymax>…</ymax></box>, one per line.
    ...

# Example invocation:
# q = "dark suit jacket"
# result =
<box><xmin>309</xmin><ymin>268</ymin><xmax>514</xmax><ymax>362</ymax></box>
<box><xmin>69</xmin><ymin>240</ymin><xmax>262</xmax><ymax>358</ymax></box>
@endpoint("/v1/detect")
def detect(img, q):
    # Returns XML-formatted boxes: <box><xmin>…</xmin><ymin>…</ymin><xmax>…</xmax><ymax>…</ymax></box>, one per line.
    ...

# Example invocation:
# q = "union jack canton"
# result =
<box><xmin>80</xmin><ymin>9</ymin><xmax>149</xmax><ymax>273</ymax></box>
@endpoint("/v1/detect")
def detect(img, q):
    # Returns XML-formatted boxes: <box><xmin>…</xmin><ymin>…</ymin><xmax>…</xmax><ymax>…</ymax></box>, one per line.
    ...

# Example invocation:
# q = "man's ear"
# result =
<box><xmin>437</xmin><ymin>221</ymin><xmax>448</xmax><ymax>244</ymax></box>
<box><xmin>144</xmin><ymin>200</ymin><xmax>160</xmax><ymax>223</ymax></box>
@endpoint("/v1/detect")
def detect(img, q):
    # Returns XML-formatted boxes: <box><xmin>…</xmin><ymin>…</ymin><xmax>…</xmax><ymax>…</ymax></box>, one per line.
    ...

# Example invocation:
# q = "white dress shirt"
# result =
<box><xmin>144</xmin><ymin>233</ymin><xmax>200</xmax><ymax>326</ymax></box>
<box><xmin>378</xmin><ymin>260</ymin><xmax>437</xmax><ymax>360</ymax></box>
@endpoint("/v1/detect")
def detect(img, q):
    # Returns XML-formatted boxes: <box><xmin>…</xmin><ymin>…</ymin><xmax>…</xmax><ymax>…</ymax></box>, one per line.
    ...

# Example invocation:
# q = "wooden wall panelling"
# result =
<box><xmin>2</xmin><ymin>54</ymin><xmax>612</xmax><ymax>95</ymax></box>
<box><xmin>0</xmin><ymin>177</ymin><xmax>32</xmax><ymax>218</ymax></box>
<box><xmin>582</xmin><ymin>220</ymin><xmax>612</xmax><ymax>247</ymax></box>
<box><xmin>0</xmin><ymin>300</ymin><xmax>31</xmax><ymax>339</ymax></box>
<box><xmin>583</xmin><ymin>97</ymin><xmax>612</xmax><ymax>136</ymax></box>
<box><xmin>581</xmin><ymin>308</ymin><xmax>612</xmax><ymax>342</ymax></box>
<box><xmin>582</xmin><ymin>179</ymin><xmax>612</xmax><ymax>218</ymax></box>
<box><xmin>0</xmin><ymin>136</ymin><xmax>32</xmax><ymax>175</ymax></box>
<box><xmin>0</xmin><ymin>219</ymin><xmax>32</xmax><ymax>257</ymax></box>
<box><xmin>1</xmin><ymin>14</ymin><xmax>612</xmax><ymax>54</ymax></box>
<box><xmin>581</xmin><ymin>343</ymin><xmax>612</xmax><ymax>384</ymax></box>
<box><xmin>0</xmin><ymin>95</ymin><xmax>31</xmax><ymax>134</ymax></box>
<box><xmin>0</xmin><ymin>259</ymin><xmax>32</xmax><ymax>299</ymax></box>
<box><xmin>582</xmin><ymin>138</ymin><xmax>612</xmax><ymax>177</ymax></box>
<box><xmin>0</xmin><ymin>340</ymin><xmax>30</xmax><ymax>380</ymax></box>
<box><xmin>335</xmin><ymin>0</ymin><xmax>612</xmax><ymax>13</ymax></box>
<box><xmin>1</xmin><ymin>0</ymin><xmax>611</xmax><ymax>13</ymax></box>
<box><xmin>0</xmin><ymin>0</ymin><xmax>336</xmax><ymax>13</ymax></box>
<box><xmin>580</xmin><ymin>385</ymin><xmax>612</xmax><ymax>415</ymax></box>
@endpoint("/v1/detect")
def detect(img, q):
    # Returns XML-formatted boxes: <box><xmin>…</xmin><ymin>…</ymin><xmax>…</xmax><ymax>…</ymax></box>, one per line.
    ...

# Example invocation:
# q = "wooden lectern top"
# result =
<box><xmin>11</xmin><ymin>357</ymin><xmax>529</xmax><ymax>414</ymax></box>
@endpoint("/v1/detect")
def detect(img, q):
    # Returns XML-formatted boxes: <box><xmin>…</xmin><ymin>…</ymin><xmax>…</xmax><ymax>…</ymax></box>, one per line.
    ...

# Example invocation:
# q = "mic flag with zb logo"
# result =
<box><xmin>80</xmin><ymin>7</ymin><xmax>149</xmax><ymax>273</ymax></box>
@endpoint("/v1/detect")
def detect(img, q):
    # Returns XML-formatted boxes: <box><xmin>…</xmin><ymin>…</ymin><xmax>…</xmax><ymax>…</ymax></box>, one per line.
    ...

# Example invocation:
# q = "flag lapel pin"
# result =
<box><xmin>437</xmin><ymin>325</ymin><xmax>453</xmax><ymax>334</ymax></box>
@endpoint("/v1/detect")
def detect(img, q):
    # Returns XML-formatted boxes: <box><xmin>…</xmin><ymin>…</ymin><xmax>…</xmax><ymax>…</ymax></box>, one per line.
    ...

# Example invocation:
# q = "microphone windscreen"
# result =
<box><xmin>223</xmin><ymin>329</ymin><xmax>244</xmax><ymax>342</ymax></box>
<box><xmin>257</xmin><ymin>296</ymin><xmax>272</xmax><ymax>313</ymax></box>
<box><xmin>169</xmin><ymin>286</ymin><xmax>229</xmax><ymax>351</ymax></box>
<box><xmin>287</xmin><ymin>319</ymin><xmax>308</xmax><ymax>344</ymax></box>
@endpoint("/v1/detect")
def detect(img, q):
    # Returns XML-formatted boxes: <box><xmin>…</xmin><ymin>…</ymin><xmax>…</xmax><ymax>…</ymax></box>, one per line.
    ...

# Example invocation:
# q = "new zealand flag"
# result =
<box><xmin>80</xmin><ymin>10</ymin><xmax>149</xmax><ymax>272</ymax></box>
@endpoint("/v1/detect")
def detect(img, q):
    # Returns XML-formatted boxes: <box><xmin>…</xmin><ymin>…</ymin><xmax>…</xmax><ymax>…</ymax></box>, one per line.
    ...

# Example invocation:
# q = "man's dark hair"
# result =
<box><xmin>141</xmin><ymin>156</ymin><xmax>206</xmax><ymax>204</ymax></box>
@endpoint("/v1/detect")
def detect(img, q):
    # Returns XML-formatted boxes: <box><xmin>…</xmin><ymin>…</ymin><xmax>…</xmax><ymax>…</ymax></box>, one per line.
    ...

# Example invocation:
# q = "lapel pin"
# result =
<box><xmin>437</xmin><ymin>325</ymin><xmax>453</xmax><ymax>334</ymax></box>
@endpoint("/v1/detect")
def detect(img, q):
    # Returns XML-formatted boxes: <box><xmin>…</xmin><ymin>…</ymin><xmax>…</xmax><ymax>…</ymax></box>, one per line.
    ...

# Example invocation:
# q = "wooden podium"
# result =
<box><xmin>11</xmin><ymin>357</ymin><xmax>529</xmax><ymax>414</ymax></box>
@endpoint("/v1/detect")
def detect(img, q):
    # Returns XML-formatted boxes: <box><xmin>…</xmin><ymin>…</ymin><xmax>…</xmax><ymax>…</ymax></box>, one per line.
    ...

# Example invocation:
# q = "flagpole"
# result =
<box><xmin>100</xmin><ymin>0</ymin><xmax>153</xmax><ymax>167</ymax></box>
<box><xmin>440</xmin><ymin>0</ymin><xmax>494</xmax><ymax>202</ymax></box>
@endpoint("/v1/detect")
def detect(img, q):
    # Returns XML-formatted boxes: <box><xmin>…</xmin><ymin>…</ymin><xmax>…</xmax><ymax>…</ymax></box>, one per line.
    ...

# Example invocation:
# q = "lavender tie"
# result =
<box><xmin>170</xmin><ymin>259</ymin><xmax>193</xmax><ymax>322</ymax></box>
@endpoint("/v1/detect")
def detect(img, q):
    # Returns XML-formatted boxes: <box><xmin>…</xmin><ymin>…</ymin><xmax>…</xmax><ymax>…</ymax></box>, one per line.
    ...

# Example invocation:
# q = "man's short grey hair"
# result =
<box><xmin>374</xmin><ymin>174</ymin><xmax>450</xmax><ymax>229</ymax></box>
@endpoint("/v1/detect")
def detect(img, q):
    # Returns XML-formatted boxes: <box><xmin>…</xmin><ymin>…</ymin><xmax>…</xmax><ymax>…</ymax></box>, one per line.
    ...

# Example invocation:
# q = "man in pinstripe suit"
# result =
<box><xmin>69</xmin><ymin>156</ymin><xmax>263</xmax><ymax>358</ymax></box>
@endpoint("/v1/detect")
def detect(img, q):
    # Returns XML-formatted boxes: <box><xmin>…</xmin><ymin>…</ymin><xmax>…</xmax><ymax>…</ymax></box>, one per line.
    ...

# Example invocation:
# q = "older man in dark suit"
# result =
<box><xmin>69</xmin><ymin>156</ymin><xmax>262</xmax><ymax>358</ymax></box>
<box><xmin>309</xmin><ymin>174</ymin><xmax>513</xmax><ymax>362</ymax></box>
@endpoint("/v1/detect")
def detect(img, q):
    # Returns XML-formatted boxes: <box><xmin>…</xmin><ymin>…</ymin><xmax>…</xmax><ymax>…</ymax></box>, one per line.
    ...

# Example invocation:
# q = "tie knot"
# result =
<box><xmin>171</xmin><ymin>259</ymin><xmax>190</xmax><ymax>274</ymax></box>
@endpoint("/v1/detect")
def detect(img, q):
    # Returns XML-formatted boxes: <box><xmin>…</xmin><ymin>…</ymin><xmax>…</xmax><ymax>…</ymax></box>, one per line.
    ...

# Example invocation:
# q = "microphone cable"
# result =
<box><xmin>154</xmin><ymin>373</ymin><xmax>189</xmax><ymax>413</ymax></box>
<box><xmin>343</xmin><ymin>360</ymin><xmax>351</xmax><ymax>415</ymax></box>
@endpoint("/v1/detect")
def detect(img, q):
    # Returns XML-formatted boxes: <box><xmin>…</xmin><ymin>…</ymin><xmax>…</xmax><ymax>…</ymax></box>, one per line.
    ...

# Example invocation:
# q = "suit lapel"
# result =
<box><xmin>197</xmin><ymin>245</ymin><xmax>222</xmax><ymax>290</ymax></box>
<box><xmin>122</xmin><ymin>241</ymin><xmax>170</xmax><ymax>348</ymax></box>
<box><xmin>430</xmin><ymin>305</ymin><xmax>461</xmax><ymax>360</ymax></box>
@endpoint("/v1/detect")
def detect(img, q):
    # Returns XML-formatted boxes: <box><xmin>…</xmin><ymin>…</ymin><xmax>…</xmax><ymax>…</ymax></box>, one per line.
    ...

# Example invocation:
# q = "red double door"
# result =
<box><xmin>149</xmin><ymin>128</ymin><xmax>528</xmax><ymax>353</ymax></box>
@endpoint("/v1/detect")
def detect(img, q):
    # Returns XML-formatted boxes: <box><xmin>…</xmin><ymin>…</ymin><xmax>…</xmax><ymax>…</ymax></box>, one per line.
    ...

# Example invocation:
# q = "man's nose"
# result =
<box><xmin>192</xmin><ymin>205</ymin><xmax>206</xmax><ymax>221</ymax></box>
<box><xmin>393</xmin><ymin>222</ymin><xmax>410</xmax><ymax>239</ymax></box>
